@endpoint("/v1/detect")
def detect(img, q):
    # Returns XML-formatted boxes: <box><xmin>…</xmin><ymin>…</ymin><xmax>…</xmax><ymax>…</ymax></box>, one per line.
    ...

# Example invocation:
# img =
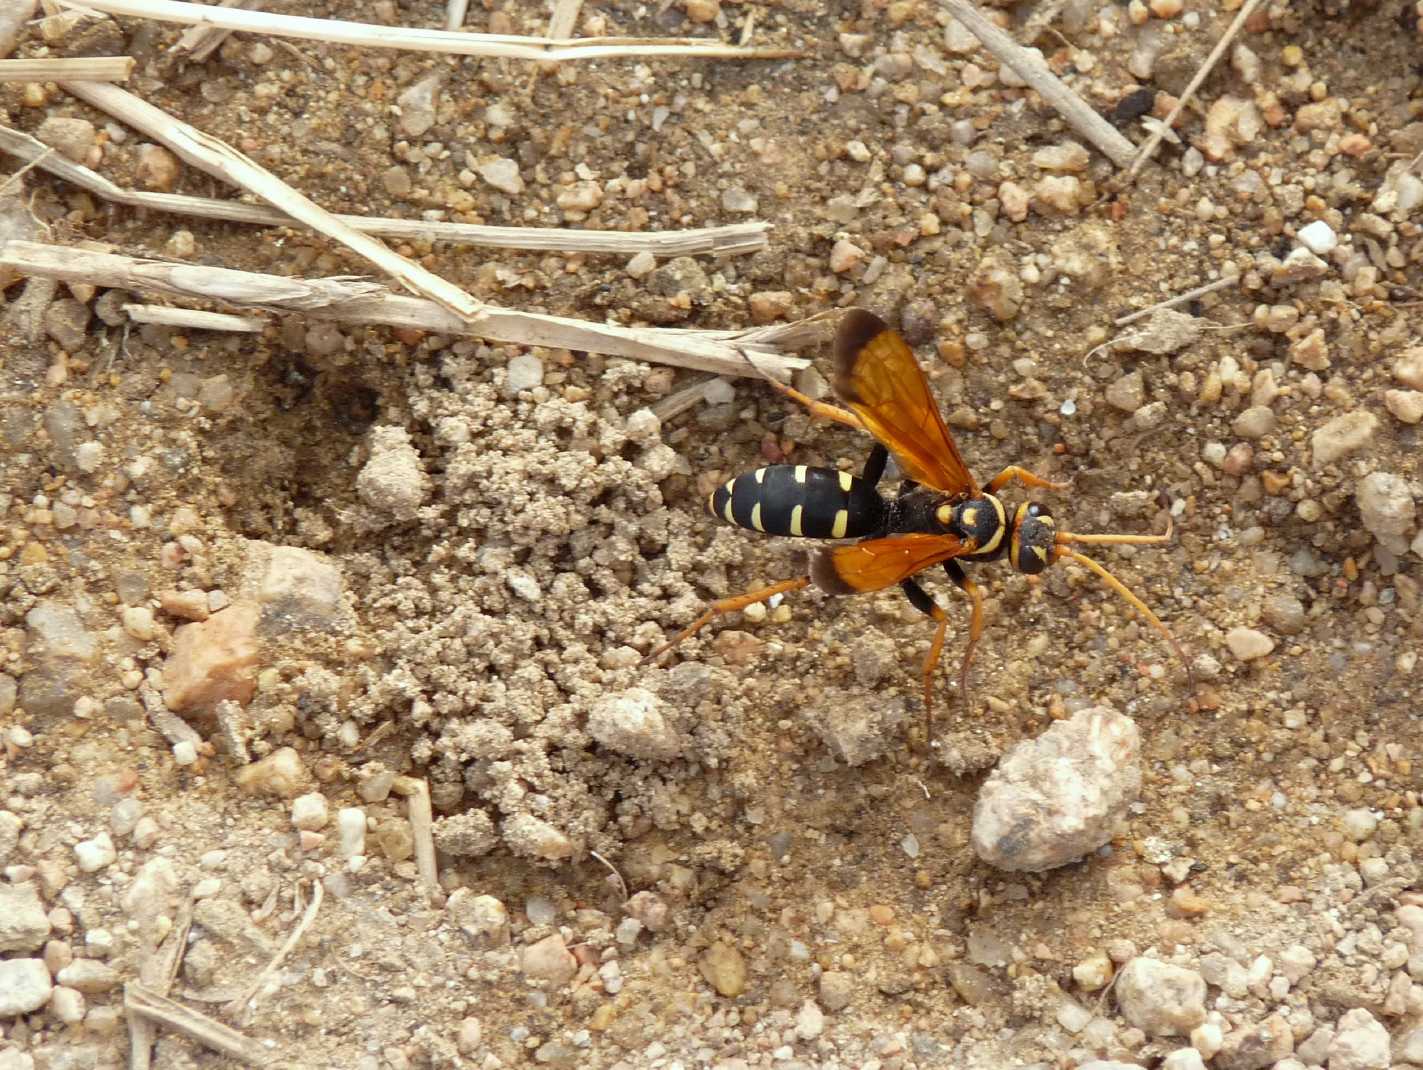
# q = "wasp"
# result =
<box><xmin>647</xmin><ymin>308</ymin><xmax>1191</xmax><ymax>723</ymax></box>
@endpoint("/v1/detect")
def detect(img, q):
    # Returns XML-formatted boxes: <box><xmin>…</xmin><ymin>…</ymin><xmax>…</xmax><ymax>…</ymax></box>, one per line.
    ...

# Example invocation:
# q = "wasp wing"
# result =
<box><xmin>811</xmin><ymin>532</ymin><xmax>970</xmax><ymax>594</ymax></box>
<box><xmin>834</xmin><ymin>308</ymin><xmax>978</xmax><ymax>497</ymax></box>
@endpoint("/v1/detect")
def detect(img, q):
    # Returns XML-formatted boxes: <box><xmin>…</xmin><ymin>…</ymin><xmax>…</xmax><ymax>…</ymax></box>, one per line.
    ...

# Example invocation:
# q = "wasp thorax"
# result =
<box><xmin>952</xmin><ymin>496</ymin><xmax>1007</xmax><ymax>553</ymax></box>
<box><xmin>1011</xmin><ymin>502</ymin><xmax>1056</xmax><ymax>575</ymax></box>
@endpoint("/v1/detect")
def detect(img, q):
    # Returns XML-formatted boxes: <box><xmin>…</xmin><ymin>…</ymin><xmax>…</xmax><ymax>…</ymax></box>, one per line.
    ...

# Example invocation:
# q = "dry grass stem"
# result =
<box><xmin>226</xmin><ymin>880</ymin><xmax>324</xmax><ymax>1022</ymax></box>
<box><xmin>444</xmin><ymin>0</ymin><xmax>469</xmax><ymax>31</ymax></box>
<box><xmin>0</xmin><ymin>240</ymin><xmax>811</xmax><ymax>378</ymax></box>
<box><xmin>58</xmin><ymin>0</ymin><xmax>803</xmax><ymax>61</ymax></box>
<box><xmin>170</xmin><ymin>0</ymin><xmax>270</xmax><ymax>62</ymax></box>
<box><xmin>1114</xmin><ymin>276</ymin><xmax>1237</xmax><ymax>326</ymax></box>
<box><xmin>61</xmin><ymin>81</ymin><xmax>482</xmax><ymax>319</ymax></box>
<box><xmin>1125</xmin><ymin>0</ymin><xmax>1266</xmax><ymax>179</ymax></box>
<box><xmin>391</xmin><ymin>777</ymin><xmax>439</xmax><ymax>896</ymax></box>
<box><xmin>589</xmin><ymin>849</ymin><xmax>629</xmax><ymax>902</ymax></box>
<box><xmin>546</xmin><ymin>0</ymin><xmax>584</xmax><ymax>45</ymax></box>
<box><xmin>124</xmin><ymin>983</ymin><xmax>270</xmax><ymax>1066</ymax></box>
<box><xmin>123</xmin><ymin>303</ymin><xmax>268</xmax><ymax>331</ymax></box>
<box><xmin>0</xmin><ymin>123</ymin><xmax>768</xmax><ymax>256</ymax></box>
<box><xmin>941</xmin><ymin>0</ymin><xmax>1136</xmax><ymax>168</ymax></box>
<box><xmin>129</xmin><ymin>902</ymin><xmax>193</xmax><ymax>1070</ymax></box>
<box><xmin>650</xmin><ymin>376</ymin><xmax>723</xmax><ymax>421</ymax></box>
<box><xmin>0</xmin><ymin>56</ymin><xmax>135</xmax><ymax>82</ymax></box>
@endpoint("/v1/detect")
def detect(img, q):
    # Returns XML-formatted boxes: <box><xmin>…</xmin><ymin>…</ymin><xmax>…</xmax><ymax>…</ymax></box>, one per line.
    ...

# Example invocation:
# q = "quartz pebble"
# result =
<box><xmin>1115</xmin><ymin>958</ymin><xmax>1208</xmax><ymax>1036</ymax></box>
<box><xmin>477</xmin><ymin>157</ymin><xmax>524</xmax><ymax>195</ymax></box>
<box><xmin>291</xmin><ymin>793</ymin><xmax>329</xmax><ymax>831</ymax></box>
<box><xmin>447</xmin><ymin>891</ymin><xmax>509</xmax><ymax>946</ymax></box>
<box><xmin>1356</xmin><ymin>471</ymin><xmax>1416</xmax><ymax>554</ymax></box>
<box><xmin>587</xmin><ymin>688</ymin><xmax>681</xmax><ymax>760</ymax></box>
<box><xmin>336</xmin><ymin>808</ymin><xmax>366</xmax><ymax>858</ymax></box>
<box><xmin>0</xmin><ymin>884</ymin><xmax>50</xmax><ymax>952</ymax></box>
<box><xmin>1327</xmin><ymin>1008</ymin><xmax>1389</xmax><ymax>1070</ymax></box>
<box><xmin>1296</xmin><ymin>219</ymin><xmax>1338</xmax><ymax>255</ymax></box>
<box><xmin>0</xmin><ymin>959</ymin><xmax>53</xmax><ymax>1016</ymax></box>
<box><xmin>74</xmin><ymin>832</ymin><xmax>116</xmax><ymax>873</ymax></box>
<box><xmin>972</xmin><ymin>706</ymin><xmax>1140</xmax><ymax>872</ymax></box>
<box><xmin>1385</xmin><ymin>389</ymin><xmax>1423</xmax><ymax>424</ymax></box>
<box><xmin>1225</xmin><ymin>627</ymin><xmax>1274</xmax><ymax>662</ymax></box>
<box><xmin>1311</xmin><ymin>411</ymin><xmax>1377</xmax><ymax>468</ymax></box>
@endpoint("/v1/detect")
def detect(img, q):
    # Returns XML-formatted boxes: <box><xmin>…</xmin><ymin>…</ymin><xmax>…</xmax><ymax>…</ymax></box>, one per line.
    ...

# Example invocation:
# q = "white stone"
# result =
<box><xmin>1225</xmin><ymin>626</ymin><xmax>1274</xmax><ymax>662</ymax></box>
<box><xmin>74</xmin><ymin>831</ymin><xmax>116</xmax><ymax>873</ymax></box>
<box><xmin>587</xmin><ymin>688</ymin><xmax>681</xmax><ymax>761</ymax></box>
<box><xmin>337</xmin><ymin>807</ymin><xmax>366</xmax><ymax>858</ymax></box>
<box><xmin>291</xmin><ymin>792</ymin><xmax>329</xmax><ymax>831</ymax></box>
<box><xmin>972</xmin><ymin>706</ymin><xmax>1140</xmax><ymax>872</ymax></box>
<box><xmin>1056</xmin><ymin>998</ymin><xmax>1094</xmax><ymax>1033</ymax></box>
<box><xmin>0</xmin><ymin>958</ymin><xmax>53</xmax><ymax>1016</ymax></box>
<box><xmin>0</xmin><ymin>884</ymin><xmax>51</xmax><ymax>953</ymax></box>
<box><xmin>1297</xmin><ymin>220</ymin><xmax>1338</xmax><ymax>256</ymax></box>
<box><xmin>1327</xmin><ymin>1007</ymin><xmax>1389</xmax><ymax>1070</ymax></box>
<box><xmin>477</xmin><ymin>157</ymin><xmax>524</xmax><ymax>195</ymax></box>
<box><xmin>794</xmin><ymin>1000</ymin><xmax>824</xmax><ymax>1040</ymax></box>
<box><xmin>1356</xmin><ymin>471</ymin><xmax>1415</xmax><ymax>555</ymax></box>
<box><xmin>1162</xmin><ymin>1049</ymin><xmax>1206</xmax><ymax>1070</ymax></box>
<box><xmin>505</xmin><ymin>353</ymin><xmax>544</xmax><ymax>393</ymax></box>
<box><xmin>172</xmin><ymin>740</ymin><xmax>198</xmax><ymax>766</ymax></box>
<box><xmin>1191</xmin><ymin>1020</ymin><xmax>1224</xmax><ymax>1058</ymax></box>
<box><xmin>1114</xmin><ymin>957</ymin><xmax>1207</xmax><ymax>1037</ymax></box>
<box><xmin>626</xmin><ymin>251</ymin><xmax>656</xmax><ymax>278</ymax></box>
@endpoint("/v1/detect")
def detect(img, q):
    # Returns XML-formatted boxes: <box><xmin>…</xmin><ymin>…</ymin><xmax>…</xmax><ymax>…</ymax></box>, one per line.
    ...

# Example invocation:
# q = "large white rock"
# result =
<box><xmin>971</xmin><ymin>705</ymin><xmax>1140</xmax><ymax>872</ymax></box>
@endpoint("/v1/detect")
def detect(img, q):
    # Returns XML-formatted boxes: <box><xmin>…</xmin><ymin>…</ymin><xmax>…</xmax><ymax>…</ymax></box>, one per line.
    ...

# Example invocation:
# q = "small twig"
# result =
<box><xmin>1113</xmin><ymin>276</ymin><xmax>1237</xmax><ymax>327</ymax></box>
<box><xmin>62</xmin><ymin>81</ymin><xmax>482</xmax><ymax>320</ymax></box>
<box><xmin>546</xmin><ymin>0</ymin><xmax>583</xmax><ymax>44</ymax></box>
<box><xmin>940</xmin><ymin>0</ymin><xmax>1136</xmax><ymax>169</ymax></box>
<box><xmin>58</xmin><ymin>0</ymin><xmax>803</xmax><ymax>61</ymax></box>
<box><xmin>171</xmin><ymin>0</ymin><xmax>271</xmax><ymax>62</ymax></box>
<box><xmin>650</xmin><ymin>376</ymin><xmax>722</xmax><ymax>421</ymax></box>
<box><xmin>1125</xmin><ymin>0</ymin><xmax>1267</xmax><ymax>180</ymax></box>
<box><xmin>444</xmin><ymin>0</ymin><xmax>469</xmax><ymax>31</ymax></box>
<box><xmin>391</xmin><ymin>776</ymin><xmax>439</xmax><ymax>897</ymax></box>
<box><xmin>0</xmin><ymin>57</ymin><xmax>135</xmax><ymax>82</ymax></box>
<box><xmin>124</xmin><ymin>303</ymin><xmax>267</xmax><ymax>331</ymax></box>
<box><xmin>129</xmin><ymin>901</ymin><xmax>193</xmax><ymax>1070</ymax></box>
<box><xmin>225</xmin><ymin>879</ymin><xmax>324</xmax><ymax>1022</ymax></box>
<box><xmin>0</xmin><ymin>123</ymin><xmax>770</xmax><ymax>257</ymax></box>
<box><xmin>0</xmin><ymin>240</ymin><xmax>812</xmax><ymax>379</ymax></box>
<box><xmin>589</xmin><ymin>849</ymin><xmax>629</xmax><ymax>902</ymax></box>
<box><xmin>1021</xmin><ymin>0</ymin><xmax>1071</xmax><ymax>43</ymax></box>
<box><xmin>124</xmin><ymin>984</ymin><xmax>270</xmax><ymax>1066</ymax></box>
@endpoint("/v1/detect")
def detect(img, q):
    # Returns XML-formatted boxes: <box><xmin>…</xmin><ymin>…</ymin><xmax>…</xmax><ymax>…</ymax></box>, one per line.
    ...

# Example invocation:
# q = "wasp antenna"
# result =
<box><xmin>1053</xmin><ymin>547</ymin><xmax>1194</xmax><ymax>690</ymax></box>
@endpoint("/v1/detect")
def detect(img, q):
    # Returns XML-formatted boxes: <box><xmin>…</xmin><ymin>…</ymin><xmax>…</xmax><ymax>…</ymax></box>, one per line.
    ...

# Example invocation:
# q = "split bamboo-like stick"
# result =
<box><xmin>0</xmin><ymin>57</ymin><xmax>135</xmax><ymax>82</ymax></box>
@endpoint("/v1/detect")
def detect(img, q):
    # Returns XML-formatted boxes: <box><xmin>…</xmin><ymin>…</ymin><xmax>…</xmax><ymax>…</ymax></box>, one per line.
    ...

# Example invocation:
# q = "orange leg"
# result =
<box><xmin>985</xmin><ymin>464</ymin><xmax>1072</xmax><ymax>495</ymax></box>
<box><xmin>642</xmin><ymin>577</ymin><xmax>811</xmax><ymax>664</ymax></box>
<box><xmin>902</xmin><ymin>564</ymin><xmax>985</xmax><ymax>739</ymax></box>
<box><xmin>737</xmin><ymin>347</ymin><xmax>865</xmax><ymax>431</ymax></box>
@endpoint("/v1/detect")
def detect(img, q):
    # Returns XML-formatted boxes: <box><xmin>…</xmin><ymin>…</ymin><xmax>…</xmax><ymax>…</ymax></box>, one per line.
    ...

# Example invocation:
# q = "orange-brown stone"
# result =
<box><xmin>162</xmin><ymin>602</ymin><xmax>260</xmax><ymax>714</ymax></box>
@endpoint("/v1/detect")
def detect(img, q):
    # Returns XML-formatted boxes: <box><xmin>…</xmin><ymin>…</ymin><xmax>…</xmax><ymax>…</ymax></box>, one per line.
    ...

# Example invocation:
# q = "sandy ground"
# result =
<box><xmin>2</xmin><ymin>0</ymin><xmax>1423</xmax><ymax>1067</ymax></box>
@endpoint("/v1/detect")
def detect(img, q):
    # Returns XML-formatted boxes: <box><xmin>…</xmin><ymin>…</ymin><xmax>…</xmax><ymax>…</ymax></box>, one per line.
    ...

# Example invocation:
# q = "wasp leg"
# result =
<box><xmin>641</xmin><ymin>577</ymin><xmax>811</xmax><ymax>665</ymax></box>
<box><xmin>736</xmin><ymin>347</ymin><xmax>866</xmax><ymax>431</ymax></box>
<box><xmin>944</xmin><ymin>560</ymin><xmax>985</xmax><ymax>715</ymax></box>
<box><xmin>985</xmin><ymin>464</ymin><xmax>1072</xmax><ymax>495</ymax></box>
<box><xmin>899</xmin><ymin>577</ymin><xmax>949</xmax><ymax>740</ymax></box>
<box><xmin>861</xmin><ymin>442</ymin><xmax>888</xmax><ymax>486</ymax></box>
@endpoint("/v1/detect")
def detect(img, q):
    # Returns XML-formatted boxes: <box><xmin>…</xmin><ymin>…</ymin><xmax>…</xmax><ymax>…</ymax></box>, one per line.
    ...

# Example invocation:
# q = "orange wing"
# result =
<box><xmin>811</xmin><ymin>532</ymin><xmax>970</xmax><ymax>594</ymax></box>
<box><xmin>834</xmin><ymin>309</ymin><xmax>978</xmax><ymax>497</ymax></box>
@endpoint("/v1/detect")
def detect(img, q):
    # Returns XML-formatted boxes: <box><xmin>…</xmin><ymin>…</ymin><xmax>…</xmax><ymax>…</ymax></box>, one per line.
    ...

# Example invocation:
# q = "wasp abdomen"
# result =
<box><xmin>708</xmin><ymin>465</ymin><xmax>884</xmax><ymax>540</ymax></box>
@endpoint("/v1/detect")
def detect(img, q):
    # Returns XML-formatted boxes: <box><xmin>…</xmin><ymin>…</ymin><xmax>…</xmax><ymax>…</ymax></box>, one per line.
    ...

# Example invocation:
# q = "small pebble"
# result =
<box><xmin>74</xmin><ymin>832</ymin><xmax>116</xmax><ymax>873</ymax></box>
<box><xmin>1225</xmin><ymin>627</ymin><xmax>1274</xmax><ymax>662</ymax></box>
<box><xmin>1296</xmin><ymin>220</ymin><xmax>1338</xmax><ymax>255</ymax></box>
<box><xmin>1115</xmin><ymin>958</ymin><xmax>1208</xmax><ymax>1036</ymax></box>
<box><xmin>291</xmin><ymin>792</ymin><xmax>329</xmax><ymax>831</ymax></box>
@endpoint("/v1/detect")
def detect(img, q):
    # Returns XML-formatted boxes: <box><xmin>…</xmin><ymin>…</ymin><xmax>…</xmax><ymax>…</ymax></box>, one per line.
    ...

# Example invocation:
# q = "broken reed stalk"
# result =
<box><xmin>124</xmin><ymin>984</ymin><xmax>270</xmax><ymax>1066</ymax></box>
<box><xmin>0</xmin><ymin>241</ymin><xmax>811</xmax><ymax>379</ymax></box>
<box><xmin>0</xmin><ymin>56</ymin><xmax>135</xmax><ymax>82</ymax></box>
<box><xmin>0</xmin><ymin>124</ymin><xmax>769</xmax><ymax>257</ymax></box>
<box><xmin>170</xmin><ymin>0</ymin><xmax>271</xmax><ymax>62</ymax></box>
<box><xmin>226</xmin><ymin>880</ymin><xmax>324</xmax><ymax>1022</ymax></box>
<box><xmin>1125</xmin><ymin>0</ymin><xmax>1267</xmax><ymax>179</ymax></box>
<box><xmin>129</xmin><ymin>901</ymin><xmax>193</xmax><ymax>1070</ymax></box>
<box><xmin>940</xmin><ymin>0</ymin><xmax>1136</xmax><ymax>169</ymax></box>
<box><xmin>61</xmin><ymin>80</ymin><xmax>482</xmax><ymax>320</ymax></box>
<box><xmin>57</xmin><ymin>0</ymin><xmax>802</xmax><ymax>60</ymax></box>
<box><xmin>444</xmin><ymin>0</ymin><xmax>469</xmax><ymax>31</ymax></box>
<box><xmin>391</xmin><ymin>777</ymin><xmax>439</xmax><ymax>897</ymax></box>
<box><xmin>123</xmin><ymin>303</ymin><xmax>267</xmax><ymax>331</ymax></box>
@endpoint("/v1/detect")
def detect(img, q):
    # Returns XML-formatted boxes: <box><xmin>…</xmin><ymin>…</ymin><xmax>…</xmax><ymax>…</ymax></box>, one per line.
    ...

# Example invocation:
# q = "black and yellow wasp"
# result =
<box><xmin>648</xmin><ymin>308</ymin><xmax>1190</xmax><ymax>720</ymax></box>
